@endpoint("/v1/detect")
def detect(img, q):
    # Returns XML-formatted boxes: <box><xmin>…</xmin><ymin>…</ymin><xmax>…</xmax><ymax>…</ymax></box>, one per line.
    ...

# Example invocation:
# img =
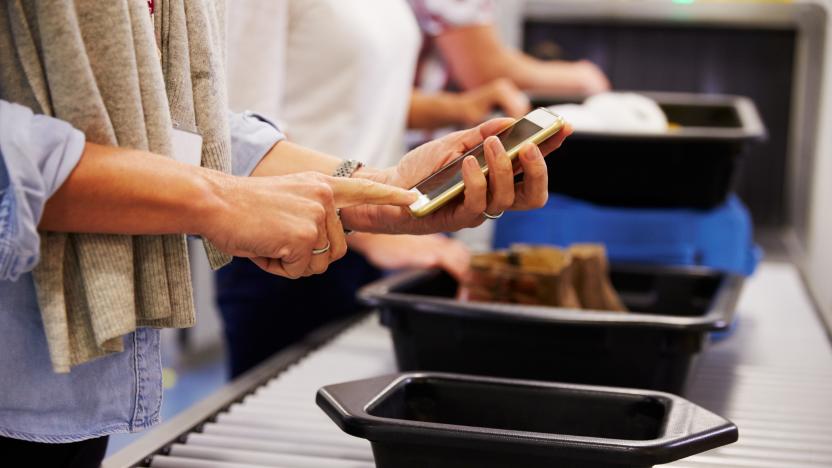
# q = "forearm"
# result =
<box><xmin>250</xmin><ymin>139</ymin><xmax>387</xmax><ymax>185</ymax></box>
<box><xmin>437</xmin><ymin>31</ymin><xmax>560</xmax><ymax>91</ymax></box>
<box><xmin>249</xmin><ymin>140</ymin><xmax>342</xmax><ymax>177</ymax></box>
<box><xmin>408</xmin><ymin>90</ymin><xmax>467</xmax><ymax>130</ymax></box>
<box><xmin>40</xmin><ymin>142</ymin><xmax>224</xmax><ymax>236</ymax></box>
<box><xmin>436</xmin><ymin>26</ymin><xmax>606</xmax><ymax>94</ymax></box>
<box><xmin>500</xmin><ymin>51</ymin><xmax>599</xmax><ymax>93</ymax></box>
<box><xmin>435</xmin><ymin>25</ymin><xmax>516</xmax><ymax>89</ymax></box>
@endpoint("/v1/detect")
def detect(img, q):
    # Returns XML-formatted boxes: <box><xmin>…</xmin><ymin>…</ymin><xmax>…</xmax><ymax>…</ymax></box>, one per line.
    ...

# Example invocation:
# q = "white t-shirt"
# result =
<box><xmin>227</xmin><ymin>0</ymin><xmax>421</xmax><ymax>168</ymax></box>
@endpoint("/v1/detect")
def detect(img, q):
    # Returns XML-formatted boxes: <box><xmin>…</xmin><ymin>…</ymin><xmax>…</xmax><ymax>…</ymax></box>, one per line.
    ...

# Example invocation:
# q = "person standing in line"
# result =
<box><xmin>409</xmin><ymin>0</ymin><xmax>610</xmax><ymax>98</ymax></box>
<box><xmin>219</xmin><ymin>0</ymin><xmax>539</xmax><ymax>378</ymax></box>
<box><xmin>0</xmin><ymin>2</ymin><xmax>570</xmax><ymax>466</ymax></box>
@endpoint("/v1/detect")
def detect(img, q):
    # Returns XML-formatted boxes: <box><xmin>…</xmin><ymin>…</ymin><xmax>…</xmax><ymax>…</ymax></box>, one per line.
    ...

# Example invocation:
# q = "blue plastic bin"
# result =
<box><xmin>494</xmin><ymin>194</ymin><xmax>761</xmax><ymax>276</ymax></box>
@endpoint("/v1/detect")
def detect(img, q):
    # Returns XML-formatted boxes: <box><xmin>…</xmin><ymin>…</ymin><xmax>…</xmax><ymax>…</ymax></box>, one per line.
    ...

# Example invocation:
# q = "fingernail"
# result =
<box><xmin>465</xmin><ymin>155</ymin><xmax>478</xmax><ymax>169</ymax></box>
<box><xmin>486</xmin><ymin>136</ymin><xmax>501</xmax><ymax>151</ymax></box>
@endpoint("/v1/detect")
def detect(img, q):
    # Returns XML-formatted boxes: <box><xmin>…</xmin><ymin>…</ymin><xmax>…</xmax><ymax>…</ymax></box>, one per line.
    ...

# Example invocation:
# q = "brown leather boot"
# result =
<box><xmin>568</xmin><ymin>244</ymin><xmax>627</xmax><ymax>312</ymax></box>
<box><xmin>508</xmin><ymin>245</ymin><xmax>581</xmax><ymax>308</ymax></box>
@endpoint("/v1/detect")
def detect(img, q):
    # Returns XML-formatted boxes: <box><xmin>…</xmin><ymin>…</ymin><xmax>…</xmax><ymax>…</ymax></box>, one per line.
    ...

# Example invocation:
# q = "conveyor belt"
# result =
<box><xmin>104</xmin><ymin>262</ymin><xmax>832</xmax><ymax>468</ymax></box>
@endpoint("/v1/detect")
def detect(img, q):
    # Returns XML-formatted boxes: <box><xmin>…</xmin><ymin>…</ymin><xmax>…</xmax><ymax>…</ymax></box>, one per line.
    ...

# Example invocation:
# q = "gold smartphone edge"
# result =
<box><xmin>408</xmin><ymin>115</ymin><xmax>564</xmax><ymax>218</ymax></box>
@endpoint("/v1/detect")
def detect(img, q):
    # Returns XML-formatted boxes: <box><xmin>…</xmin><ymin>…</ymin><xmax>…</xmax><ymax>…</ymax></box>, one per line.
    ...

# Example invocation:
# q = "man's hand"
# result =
<box><xmin>341</xmin><ymin>118</ymin><xmax>572</xmax><ymax>235</ymax></box>
<box><xmin>349</xmin><ymin>233</ymin><xmax>471</xmax><ymax>282</ymax></box>
<box><xmin>201</xmin><ymin>172</ymin><xmax>416</xmax><ymax>278</ymax></box>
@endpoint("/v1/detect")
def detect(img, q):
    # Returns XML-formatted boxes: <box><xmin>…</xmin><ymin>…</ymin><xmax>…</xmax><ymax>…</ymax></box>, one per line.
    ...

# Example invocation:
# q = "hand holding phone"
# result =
<box><xmin>408</xmin><ymin>108</ymin><xmax>565</xmax><ymax>218</ymax></box>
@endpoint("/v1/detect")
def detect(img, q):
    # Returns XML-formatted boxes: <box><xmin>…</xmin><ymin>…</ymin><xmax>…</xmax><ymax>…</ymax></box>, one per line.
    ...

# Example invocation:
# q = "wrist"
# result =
<box><xmin>251</xmin><ymin>140</ymin><xmax>343</xmax><ymax>177</ymax></box>
<box><xmin>437</xmin><ymin>93</ymin><xmax>470</xmax><ymax>127</ymax></box>
<box><xmin>449</xmin><ymin>93</ymin><xmax>471</xmax><ymax>124</ymax></box>
<box><xmin>187</xmin><ymin>168</ymin><xmax>234</xmax><ymax>237</ymax></box>
<box><xmin>410</xmin><ymin>91</ymin><xmax>469</xmax><ymax>130</ymax></box>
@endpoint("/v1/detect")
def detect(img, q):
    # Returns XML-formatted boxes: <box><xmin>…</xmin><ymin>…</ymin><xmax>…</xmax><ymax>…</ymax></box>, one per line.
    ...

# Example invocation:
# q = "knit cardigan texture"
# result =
<box><xmin>0</xmin><ymin>0</ymin><xmax>232</xmax><ymax>372</ymax></box>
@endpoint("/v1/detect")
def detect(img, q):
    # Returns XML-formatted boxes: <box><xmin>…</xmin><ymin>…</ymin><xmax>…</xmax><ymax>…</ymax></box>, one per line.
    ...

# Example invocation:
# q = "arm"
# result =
<box><xmin>36</xmin><ymin>108</ymin><xmax>415</xmax><ymax>279</ymax></box>
<box><xmin>408</xmin><ymin>79</ymin><xmax>530</xmax><ymax>130</ymax></box>
<box><xmin>38</xmin><ymin>114</ymin><xmax>569</xmax><ymax>277</ymax></box>
<box><xmin>434</xmin><ymin>25</ymin><xmax>610</xmax><ymax>95</ymax></box>
<box><xmin>41</xmin><ymin>139</ymin><xmax>416</xmax><ymax>278</ymax></box>
<box><xmin>408</xmin><ymin>90</ymin><xmax>473</xmax><ymax>130</ymax></box>
<box><xmin>41</xmin><ymin>111</ymin><xmax>326</xmax><ymax>234</ymax></box>
<box><xmin>40</xmin><ymin>143</ymin><xmax>220</xmax><ymax>236</ymax></box>
<box><xmin>248</xmin><ymin>139</ymin><xmax>344</xmax><ymax>178</ymax></box>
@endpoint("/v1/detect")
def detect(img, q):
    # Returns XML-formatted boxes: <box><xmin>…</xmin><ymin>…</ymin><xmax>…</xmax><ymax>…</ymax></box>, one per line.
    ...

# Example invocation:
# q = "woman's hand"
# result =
<box><xmin>408</xmin><ymin>79</ymin><xmax>530</xmax><ymax>130</ymax></box>
<box><xmin>348</xmin><ymin>233</ymin><xmax>471</xmax><ymax>282</ymax></box>
<box><xmin>201</xmin><ymin>172</ymin><xmax>416</xmax><ymax>278</ymax></box>
<box><xmin>453</xmin><ymin>78</ymin><xmax>530</xmax><ymax>126</ymax></box>
<box><xmin>341</xmin><ymin>118</ymin><xmax>572</xmax><ymax>235</ymax></box>
<box><xmin>553</xmin><ymin>60</ymin><xmax>611</xmax><ymax>96</ymax></box>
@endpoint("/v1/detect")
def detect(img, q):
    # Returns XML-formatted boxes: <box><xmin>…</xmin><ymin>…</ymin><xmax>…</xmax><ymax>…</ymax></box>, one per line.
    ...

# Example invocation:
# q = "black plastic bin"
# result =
<box><xmin>318</xmin><ymin>372</ymin><xmax>738</xmax><ymax>468</ymax></box>
<box><xmin>359</xmin><ymin>264</ymin><xmax>743</xmax><ymax>394</ymax></box>
<box><xmin>534</xmin><ymin>92</ymin><xmax>766</xmax><ymax>209</ymax></box>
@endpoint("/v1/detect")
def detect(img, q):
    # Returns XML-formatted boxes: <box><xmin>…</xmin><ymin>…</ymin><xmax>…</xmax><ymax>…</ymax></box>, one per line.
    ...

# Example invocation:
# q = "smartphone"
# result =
<box><xmin>408</xmin><ymin>108</ymin><xmax>565</xmax><ymax>218</ymax></box>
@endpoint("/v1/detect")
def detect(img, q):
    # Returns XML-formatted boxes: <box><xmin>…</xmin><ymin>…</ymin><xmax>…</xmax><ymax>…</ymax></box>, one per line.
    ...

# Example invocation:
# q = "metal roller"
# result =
<box><xmin>200</xmin><ymin>424</ymin><xmax>369</xmax><ymax>448</ymax></box>
<box><xmin>165</xmin><ymin>444</ymin><xmax>373</xmax><ymax>468</ymax></box>
<box><xmin>150</xmin><ymin>457</ymin><xmax>274</xmax><ymax>468</ymax></box>
<box><xmin>184</xmin><ymin>433</ymin><xmax>373</xmax><ymax>461</ymax></box>
<box><xmin>104</xmin><ymin>264</ymin><xmax>832</xmax><ymax>468</ymax></box>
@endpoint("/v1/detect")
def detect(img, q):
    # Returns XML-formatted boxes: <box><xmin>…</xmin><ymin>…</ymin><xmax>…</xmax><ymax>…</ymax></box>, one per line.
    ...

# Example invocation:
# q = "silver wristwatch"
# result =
<box><xmin>333</xmin><ymin>159</ymin><xmax>364</xmax><ymax>234</ymax></box>
<box><xmin>333</xmin><ymin>159</ymin><xmax>364</xmax><ymax>178</ymax></box>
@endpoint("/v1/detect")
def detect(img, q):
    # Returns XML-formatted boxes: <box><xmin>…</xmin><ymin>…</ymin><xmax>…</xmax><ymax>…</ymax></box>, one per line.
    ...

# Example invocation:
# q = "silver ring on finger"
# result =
<box><xmin>312</xmin><ymin>240</ymin><xmax>331</xmax><ymax>255</ymax></box>
<box><xmin>483</xmin><ymin>210</ymin><xmax>505</xmax><ymax>220</ymax></box>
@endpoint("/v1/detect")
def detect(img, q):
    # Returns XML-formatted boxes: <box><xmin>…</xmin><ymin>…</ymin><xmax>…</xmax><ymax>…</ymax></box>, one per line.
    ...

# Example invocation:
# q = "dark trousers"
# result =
<box><xmin>216</xmin><ymin>251</ymin><xmax>381</xmax><ymax>379</ymax></box>
<box><xmin>0</xmin><ymin>435</ymin><xmax>108</xmax><ymax>468</ymax></box>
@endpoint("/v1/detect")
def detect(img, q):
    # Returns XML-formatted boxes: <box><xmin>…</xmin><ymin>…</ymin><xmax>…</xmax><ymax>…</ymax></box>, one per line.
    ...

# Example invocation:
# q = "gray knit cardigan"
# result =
<box><xmin>0</xmin><ymin>0</ymin><xmax>232</xmax><ymax>372</ymax></box>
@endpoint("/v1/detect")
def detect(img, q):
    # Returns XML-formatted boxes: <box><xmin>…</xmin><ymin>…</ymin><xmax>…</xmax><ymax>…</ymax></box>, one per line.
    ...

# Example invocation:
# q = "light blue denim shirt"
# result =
<box><xmin>0</xmin><ymin>101</ymin><xmax>284</xmax><ymax>443</ymax></box>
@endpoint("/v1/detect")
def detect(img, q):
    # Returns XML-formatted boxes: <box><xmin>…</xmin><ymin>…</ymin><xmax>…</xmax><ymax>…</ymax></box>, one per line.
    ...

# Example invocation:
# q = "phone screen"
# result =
<box><xmin>413</xmin><ymin>118</ymin><xmax>544</xmax><ymax>201</ymax></box>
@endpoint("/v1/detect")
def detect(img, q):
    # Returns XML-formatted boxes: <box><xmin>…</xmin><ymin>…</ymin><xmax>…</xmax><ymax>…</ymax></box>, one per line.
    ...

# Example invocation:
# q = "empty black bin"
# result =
<box><xmin>535</xmin><ymin>92</ymin><xmax>766</xmax><ymax>209</ymax></box>
<box><xmin>359</xmin><ymin>264</ymin><xmax>743</xmax><ymax>394</ymax></box>
<box><xmin>318</xmin><ymin>373</ymin><xmax>738</xmax><ymax>468</ymax></box>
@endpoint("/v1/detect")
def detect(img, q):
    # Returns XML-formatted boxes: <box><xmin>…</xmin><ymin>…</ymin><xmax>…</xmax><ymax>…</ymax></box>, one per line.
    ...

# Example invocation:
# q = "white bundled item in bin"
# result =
<box><xmin>549</xmin><ymin>92</ymin><xmax>669</xmax><ymax>133</ymax></box>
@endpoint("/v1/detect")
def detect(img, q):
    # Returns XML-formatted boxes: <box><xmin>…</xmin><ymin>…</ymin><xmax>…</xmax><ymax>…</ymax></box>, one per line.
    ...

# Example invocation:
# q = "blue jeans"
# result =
<box><xmin>216</xmin><ymin>252</ymin><xmax>381</xmax><ymax>378</ymax></box>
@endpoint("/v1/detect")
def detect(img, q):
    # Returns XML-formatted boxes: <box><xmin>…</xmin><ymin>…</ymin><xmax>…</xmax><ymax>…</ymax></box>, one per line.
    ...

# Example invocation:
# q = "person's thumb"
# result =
<box><xmin>325</xmin><ymin>175</ymin><xmax>418</xmax><ymax>208</ymax></box>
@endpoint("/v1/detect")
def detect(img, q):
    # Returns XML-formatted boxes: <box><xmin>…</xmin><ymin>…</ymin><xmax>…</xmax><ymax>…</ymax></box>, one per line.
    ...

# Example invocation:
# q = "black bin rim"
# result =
<box><xmin>531</xmin><ymin>90</ymin><xmax>767</xmax><ymax>142</ymax></box>
<box><xmin>317</xmin><ymin>372</ymin><xmax>738</xmax><ymax>466</ymax></box>
<box><xmin>358</xmin><ymin>264</ymin><xmax>743</xmax><ymax>332</ymax></box>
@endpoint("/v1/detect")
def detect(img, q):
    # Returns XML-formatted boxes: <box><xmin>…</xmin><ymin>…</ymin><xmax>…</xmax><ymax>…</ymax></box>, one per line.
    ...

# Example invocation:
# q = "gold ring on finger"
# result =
<box><xmin>312</xmin><ymin>240</ymin><xmax>331</xmax><ymax>255</ymax></box>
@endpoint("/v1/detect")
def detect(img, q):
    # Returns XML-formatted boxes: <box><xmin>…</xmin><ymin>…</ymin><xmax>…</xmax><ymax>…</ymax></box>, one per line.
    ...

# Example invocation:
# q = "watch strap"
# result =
<box><xmin>333</xmin><ymin>159</ymin><xmax>364</xmax><ymax>178</ymax></box>
<box><xmin>332</xmin><ymin>160</ymin><xmax>364</xmax><ymax>235</ymax></box>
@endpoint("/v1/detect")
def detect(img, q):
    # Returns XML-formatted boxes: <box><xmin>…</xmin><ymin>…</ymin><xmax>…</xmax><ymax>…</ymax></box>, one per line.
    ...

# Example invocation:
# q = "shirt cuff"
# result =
<box><xmin>0</xmin><ymin>100</ymin><xmax>85</xmax><ymax>281</ymax></box>
<box><xmin>229</xmin><ymin>111</ymin><xmax>286</xmax><ymax>177</ymax></box>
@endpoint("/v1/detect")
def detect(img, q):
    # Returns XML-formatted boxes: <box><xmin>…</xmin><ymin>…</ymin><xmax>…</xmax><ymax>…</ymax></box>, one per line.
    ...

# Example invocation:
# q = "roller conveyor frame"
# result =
<box><xmin>102</xmin><ymin>317</ymin><xmax>363</xmax><ymax>468</ymax></box>
<box><xmin>104</xmin><ymin>262</ymin><xmax>832</xmax><ymax>468</ymax></box>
